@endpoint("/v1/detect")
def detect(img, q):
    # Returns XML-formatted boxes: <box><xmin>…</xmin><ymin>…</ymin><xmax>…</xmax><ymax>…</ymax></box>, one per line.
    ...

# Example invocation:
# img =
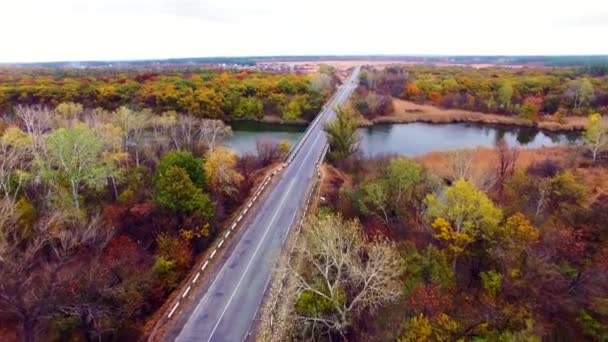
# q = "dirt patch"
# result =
<box><xmin>359</xmin><ymin>98</ymin><xmax>588</xmax><ymax>132</ymax></box>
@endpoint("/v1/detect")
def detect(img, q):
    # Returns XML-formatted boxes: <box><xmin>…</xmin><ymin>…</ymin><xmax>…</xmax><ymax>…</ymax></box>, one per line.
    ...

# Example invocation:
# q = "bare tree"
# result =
<box><xmin>115</xmin><ymin>107</ymin><xmax>151</xmax><ymax>166</ymax></box>
<box><xmin>290</xmin><ymin>214</ymin><xmax>402</xmax><ymax>339</ymax></box>
<box><xmin>446</xmin><ymin>149</ymin><xmax>475</xmax><ymax>181</ymax></box>
<box><xmin>0</xmin><ymin>205</ymin><xmax>112</xmax><ymax>342</ymax></box>
<box><xmin>256</xmin><ymin>139</ymin><xmax>282</xmax><ymax>167</ymax></box>
<box><xmin>14</xmin><ymin>105</ymin><xmax>52</xmax><ymax>157</ymax></box>
<box><xmin>445</xmin><ymin>149</ymin><xmax>496</xmax><ymax>191</ymax></box>
<box><xmin>198</xmin><ymin>119</ymin><xmax>232</xmax><ymax>152</ymax></box>
<box><xmin>0</xmin><ymin>139</ymin><xmax>30</xmax><ymax>201</ymax></box>
<box><xmin>495</xmin><ymin>138</ymin><xmax>520</xmax><ymax>194</ymax></box>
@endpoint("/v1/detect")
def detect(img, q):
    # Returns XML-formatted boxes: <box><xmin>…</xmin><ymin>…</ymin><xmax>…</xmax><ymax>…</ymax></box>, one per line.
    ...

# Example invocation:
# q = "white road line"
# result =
<box><xmin>218</xmin><ymin>239</ymin><xmax>224</xmax><ymax>248</ymax></box>
<box><xmin>182</xmin><ymin>286</ymin><xmax>191</xmax><ymax>298</ymax></box>
<box><xmin>168</xmin><ymin>302</ymin><xmax>180</xmax><ymax>318</ymax></box>
<box><xmin>205</xmin><ymin>178</ymin><xmax>297</xmax><ymax>342</ymax></box>
<box><xmin>201</xmin><ymin>261</ymin><xmax>209</xmax><ymax>270</ymax></box>
<box><xmin>209</xmin><ymin>250</ymin><xmax>217</xmax><ymax>259</ymax></box>
<box><xmin>225</xmin><ymin>230</ymin><xmax>231</xmax><ymax>238</ymax></box>
<box><xmin>193</xmin><ymin>272</ymin><xmax>200</xmax><ymax>283</ymax></box>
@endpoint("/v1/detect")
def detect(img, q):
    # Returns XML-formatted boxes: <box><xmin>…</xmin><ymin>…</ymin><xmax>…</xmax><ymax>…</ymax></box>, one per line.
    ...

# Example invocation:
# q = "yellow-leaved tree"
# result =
<box><xmin>204</xmin><ymin>147</ymin><xmax>244</xmax><ymax>198</ymax></box>
<box><xmin>425</xmin><ymin>179</ymin><xmax>502</xmax><ymax>269</ymax></box>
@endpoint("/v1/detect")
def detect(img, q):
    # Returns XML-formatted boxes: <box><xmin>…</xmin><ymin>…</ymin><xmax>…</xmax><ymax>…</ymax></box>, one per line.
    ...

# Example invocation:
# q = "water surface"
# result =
<box><xmin>225</xmin><ymin>121</ymin><xmax>582</xmax><ymax>156</ymax></box>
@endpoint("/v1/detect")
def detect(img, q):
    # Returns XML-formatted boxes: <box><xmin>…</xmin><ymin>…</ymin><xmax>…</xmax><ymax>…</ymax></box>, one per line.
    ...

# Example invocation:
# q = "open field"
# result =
<box><xmin>358</xmin><ymin>98</ymin><xmax>588</xmax><ymax>131</ymax></box>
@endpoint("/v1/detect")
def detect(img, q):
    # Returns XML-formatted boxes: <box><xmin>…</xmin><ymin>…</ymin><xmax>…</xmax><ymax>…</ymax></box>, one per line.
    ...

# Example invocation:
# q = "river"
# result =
<box><xmin>225</xmin><ymin>121</ymin><xmax>581</xmax><ymax>156</ymax></box>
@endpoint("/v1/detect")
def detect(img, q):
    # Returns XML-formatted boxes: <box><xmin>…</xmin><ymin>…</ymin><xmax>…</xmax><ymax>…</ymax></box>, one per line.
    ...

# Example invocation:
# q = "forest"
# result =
<box><xmin>0</xmin><ymin>64</ymin><xmax>340</xmax><ymax>341</ymax></box>
<box><xmin>355</xmin><ymin>65</ymin><xmax>608</xmax><ymax>121</ymax></box>
<box><xmin>0</xmin><ymin>65</ymin><xmax>337</xmax><ymax>122</ymax></box>
<box><xmin>274</xmin><ymin>107</ymin><xmax>608</xmax><ymax>341</ymax></box>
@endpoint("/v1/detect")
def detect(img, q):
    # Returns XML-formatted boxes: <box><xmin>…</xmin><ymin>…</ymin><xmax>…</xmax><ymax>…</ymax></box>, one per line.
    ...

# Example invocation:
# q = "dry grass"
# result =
<box><xmin>416</xmin><ymin>146</ymin><xmax>608</xmax><ymax>199</ymax></box>
<box><xmin>360</xmin><ymin>98</ymin><xmax>588</xmax><ymax>132</ymax></box>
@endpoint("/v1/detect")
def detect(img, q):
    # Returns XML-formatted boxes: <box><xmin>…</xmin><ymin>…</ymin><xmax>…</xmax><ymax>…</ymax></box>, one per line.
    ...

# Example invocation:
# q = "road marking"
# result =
<box><xmin>182</xmin><ymin>286</ymin><xmax>191</xmax><ymax>298</ymax></box>
<box><xmin>201</xmin><ymin>261</ymin><xmax>209</xmax><ymax>270</ymax></box>
<box><xmin>168</xmin><ymin>302</ymin><xmax>180</xmax><ymax>318</ymax></box>
<box><xmin>205</xmin><ymin>178</ymin><xmax>297</xmax><ymax>342</ymax></box>
<box><xmin>193</xmin><ymin>272</ymin><xmax>200</xmax><ymax>283</ymax></box>
<box><xmin>225</xmin><ymin>230</ymin><xmax>231</xmax><ymax>238</ymax></box>
<box><xmin>218</xmin><ymin>239</ymin><xmax>224</xmax><ymax>248</ymax></box>
<box><xmin>209</xmin><ymin>250</ymin><xmax>217</xmax><ymax>259</ymax></box>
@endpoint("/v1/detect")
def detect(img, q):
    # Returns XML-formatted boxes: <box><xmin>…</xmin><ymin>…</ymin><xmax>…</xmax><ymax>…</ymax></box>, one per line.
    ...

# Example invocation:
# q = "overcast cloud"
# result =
<box><xmin>1</xmin><ymin>0</ymin><xmax>607</xmax><ymax>63</ymax></box>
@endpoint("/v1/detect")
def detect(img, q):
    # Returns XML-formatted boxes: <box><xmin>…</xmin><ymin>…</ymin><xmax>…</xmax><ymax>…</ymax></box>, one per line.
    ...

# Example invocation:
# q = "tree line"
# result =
<box><xmin>0</xmin><ymin>66</ymin><xmax>337</xmax><ymax>122</ymax></box>
<box><xmin>357</xmin><ymin>65</ymin><xmax>608</xmax><ymax>121</ymax></box>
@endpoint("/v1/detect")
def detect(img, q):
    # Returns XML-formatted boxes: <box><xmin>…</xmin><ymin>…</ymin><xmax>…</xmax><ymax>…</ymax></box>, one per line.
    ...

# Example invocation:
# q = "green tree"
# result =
<box><xmin>497</xmin><ymin>81</ymin><xmax>514</xmax><ymax>112</ymax></box>
<box><xmin>153</xmin><ymin>151</ymin><xmax>213</xmax><ymax>219</ymax></box>
<box><xmin>155</xmin><ymin>150</ymin><xmax>206</xmax><ymax>189</ymax></box>
<box><xmin>234</xmin><ymin>96</ymin><xmax>264</xmax><ymax>119</ymax></box>
<box><xmin>567</xmin><ymin>78</ymin><xmax>595</xmax><ymax>110</ymax></box>
<box><xmin>282</xmin><ymin>99</ymin><xmax>302</xmax><ymax>121</ymax></box>
<box><xmin>153</xmin><ymin>165</ymin><xmax>213</xmax><ymax>219</ymax></box>
<box><xmin>44</xmin><ymin>124</ymin><xmax>115</xmax><ymax>210</ymax></box>
<box><xmin>323</xmin><ymin>106</ymin><xmax>360</xmax><ymax>161</ymax></box>
<box><xmin>357</xmin><ymin>180</ymin><xmax>390</xmax><ymax>224</ymax></box>
<box><xmin>425</xmin><ymin>179</ymin><xmax>502</xmax><ymax>264</ymax></box>
<box><xmin>585</xmin><ymin>113</ymin><xmax>607</xmax><ymax>162</ymax></box>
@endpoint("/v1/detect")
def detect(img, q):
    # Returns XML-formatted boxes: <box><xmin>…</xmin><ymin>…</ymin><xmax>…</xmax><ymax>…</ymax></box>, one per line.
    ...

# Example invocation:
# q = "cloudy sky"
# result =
<box><xmin>1</xmin><ymin>0</ymin><xmax>607</xmax><ymax>63</ymax></box>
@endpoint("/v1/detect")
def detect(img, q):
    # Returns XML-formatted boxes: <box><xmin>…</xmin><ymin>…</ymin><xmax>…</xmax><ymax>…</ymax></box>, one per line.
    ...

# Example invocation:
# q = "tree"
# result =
<box><xmin>279</xmin><ymin>140</ymin><xmax>291</xmax><ymax>156</ymax></box>
<box><xmin>425</xmin><ymin>179</ymin><xmax>503</xmax><ymax>265</ymax></box>
<box><xmin>256</xmin><ymin>139</ymin><xmax>282</xmax><ymax>166</ymax></box>
<box><xmin>234</xmin><ymin>96</ymin><xmax>263</xmax><ymax>119</ymax></box>
<box><xmin>153</xmin><ymin>151</ymin><xmax>213</xmax><ymax>219</ymax></box>
<box><xmin>204</xmin><ymin>147</ymin><xmax>244</xmax><ymax>197</ymax></box>
<box><xmin>495</xmin><ymin>138</ymin><xmax>519</xmax><ymax>194</ymax></box>
<box><xmin>386</xmin><ymin>157</ymin><xmax>424</xmax><ymax>208</ymax></box>
<box><xmin>198</xmin><ymin>119</ymin><xmax>232</xmax><ymax>152</ymax></box>
<box><xmin>497</xmin><ymin>81</ymin><xmax>514</xmax><ymax>112</ymax></box>
<box><xmin>114</xmin><ymin>107</ymin><xmax>150</xmax><ymax>166</ymax></box>
<box><xmin>291</xmin><ymin>214</ymin><xmax>402</xmax><ymax>339</ymax></box>
<box><xmin>0</xmin><ymin>206</ymin><xmax>111</xmax><ymax>342</ymax></box>
<box><xmin>153</xmin><ymin>165</ymin><xmax>213</xmax><ymax>219</ymax></box>
<box><xmin>44</xmin><ymin>124</ymin><xmax>115</xmax><ymax>210</ymax></box>
<box><xmin>357</xmin><ymin>180</ymin><xmax>390</xmax><ymax>224</ymax></box>
<box><xmin>585</xmin><ymin>113</ymin><xmax>607</xmax><ymax>162</ymax></box>
<box><xmin>154</xmin><ymin>150</ymin><xmax>206</xmax><ymax>189</ymax></box>
<box><xmin>565</xmin><ymin>78</ymin><xmax>595</xmax><ymax>110</ymax></box>
<box><xmin>323</xmin><ymin>106</ymin><xmax>360</xmax><ymax>161</ymax></box>
<box><xmin>283</xmin><ymin>99</ymin><xmax>302</xmax><ymax>121</ymax></box>
<box><xmin>55</xmin><ymin>102</ymin><xmax>83</xmax><ymax>124</ymax></box>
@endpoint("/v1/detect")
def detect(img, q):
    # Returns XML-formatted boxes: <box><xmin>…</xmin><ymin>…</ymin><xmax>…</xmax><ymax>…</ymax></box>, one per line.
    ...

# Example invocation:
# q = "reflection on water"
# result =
<box><xmin>358</xmin><ymin>123</ymin><xmax>581</xmax><ymax>156</ymax></box>
<box><xmin>224</xmin><ymin>121</ymin><xmax>305</xmax><ymax>154</ymax></box>
<box><xmin>225</xmin><ymin>121</ymin><xmax>582</xmax><ymax>156</ymax></box>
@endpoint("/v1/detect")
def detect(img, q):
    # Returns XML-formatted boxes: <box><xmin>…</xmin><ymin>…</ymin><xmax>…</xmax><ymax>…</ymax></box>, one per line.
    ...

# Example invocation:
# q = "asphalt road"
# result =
<box><xmin>171</xmin><ymin>67</ymin><xmax>360</xmax><ymax>342</ymax></box>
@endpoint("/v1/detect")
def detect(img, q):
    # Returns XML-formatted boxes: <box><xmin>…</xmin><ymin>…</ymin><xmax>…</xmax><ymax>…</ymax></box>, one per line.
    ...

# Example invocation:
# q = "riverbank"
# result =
<box><xmin>358</xmin><ymin>98</ymin><xmax>588</xmax><ymax>132</ymax></box>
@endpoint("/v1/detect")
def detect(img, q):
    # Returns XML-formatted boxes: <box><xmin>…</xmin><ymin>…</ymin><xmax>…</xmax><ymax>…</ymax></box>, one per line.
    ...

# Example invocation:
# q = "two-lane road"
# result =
<box><xmin>169</xmin><ymin>67</ymin><xmax>360</xmax><ymax>342</ymax></box>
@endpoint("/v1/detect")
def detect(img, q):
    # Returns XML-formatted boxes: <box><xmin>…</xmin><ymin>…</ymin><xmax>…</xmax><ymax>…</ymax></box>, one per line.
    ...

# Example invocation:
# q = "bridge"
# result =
<box><xmin>163</xmin><ymin>67</ymin><xmax>360</xmax><ymax>342</ymax></box>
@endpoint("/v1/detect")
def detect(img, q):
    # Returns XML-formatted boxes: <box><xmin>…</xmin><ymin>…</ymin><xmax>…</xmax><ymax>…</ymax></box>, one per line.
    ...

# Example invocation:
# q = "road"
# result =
<box><xmin>170</xmin><ymin>67</ymin><xmax>360</xmax><ymax>342</ymax></box>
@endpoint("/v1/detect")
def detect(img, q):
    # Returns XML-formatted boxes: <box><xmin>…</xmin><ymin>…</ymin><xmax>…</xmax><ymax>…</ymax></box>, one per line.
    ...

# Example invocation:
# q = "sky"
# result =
<box><xmin>1</xmin><ymin>0</ymin><xmax>608</xmax><ymax>63</ymax></box>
